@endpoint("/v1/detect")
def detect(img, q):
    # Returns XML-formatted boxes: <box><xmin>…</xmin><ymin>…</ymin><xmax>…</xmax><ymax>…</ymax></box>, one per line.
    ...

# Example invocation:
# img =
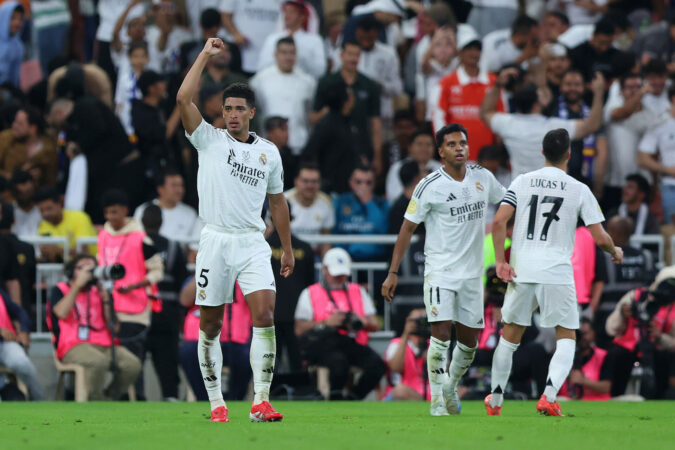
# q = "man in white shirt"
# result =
<box><xmin>386</xmin><ymin>130</ymin><xmax>441</xmax><ymax>202</ymax></box>
<box><xmin>250</xmin><ymin>37</ymin><xmax>316</xmax><ymax>155</ymax></box>
<box><xmin>144</xmin><ymin>0</ymin><xmax>192</xmax><ymax>74</ymax></box>
<box><xmin>641</xmin><ymin>59</ymin><xmax>671</xmax><ymax>119</ymax></box>
<box><xmin>480</xmin><ymin>67</ymin><xmax>606</xmax><ymax>177</ymax></box>
<box><xmin>638</xmin><ymin>86</ymin><xmax>675</xmax><ymax>223</ymax></box>
<box><xmin>284</xmin><ymin>162</ymin><xmax>334</xmax><ymax>237</ymax></box>
<box><xmin>220</xmin><ymin>0</ymin><xmax>281</xmax><ymax>74</ymax></box>
<box><xmin>9</xmin><ymin>171</ymin><xmax>41</xmax><ymax>237</ymax></box>
<box><xmin>95</xmin><ymin>0</ymin><xmax>145</xmax><ymax>81</ymax></box>
<box><xmin>257</xmin><ymin>0</ymin><xmax>326</xmax><ymax>79</ymax></box>
<box><xmin>479</xmin><ymin>15</ymin><xmax>539</xmax><ymax>74</ymax></box>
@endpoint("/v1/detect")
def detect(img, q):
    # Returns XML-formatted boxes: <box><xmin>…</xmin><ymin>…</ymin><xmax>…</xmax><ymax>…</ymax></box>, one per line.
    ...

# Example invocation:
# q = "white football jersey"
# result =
<box><xmin>185</xmin><ymin>120</ymin><xmax>283</xmax><ymax>233</ymax></box>
<box><xmin>404</xmin><ymin>165</ymin><xmax>506</xmax><ymax>285</ymax></box>
<box><xmin>503</xmin><ymin>166</ymin><xmax>604</xmax><ymax>284</ymax></box>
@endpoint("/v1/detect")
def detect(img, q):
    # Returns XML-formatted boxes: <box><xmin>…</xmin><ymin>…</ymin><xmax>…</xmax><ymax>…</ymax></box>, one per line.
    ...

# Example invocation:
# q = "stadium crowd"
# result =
<box><xmin>0</xmin><ymin>0</ymin><xmax>674</xmax><ymax>402</ymax></box>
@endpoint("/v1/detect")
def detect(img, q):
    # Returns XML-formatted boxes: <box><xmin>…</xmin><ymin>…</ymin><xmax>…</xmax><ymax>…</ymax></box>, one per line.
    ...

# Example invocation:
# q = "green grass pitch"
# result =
<box><xmin>2</xmin><ymin>401</ymin><xmax>672</xmax><ymax>449</ymax></box>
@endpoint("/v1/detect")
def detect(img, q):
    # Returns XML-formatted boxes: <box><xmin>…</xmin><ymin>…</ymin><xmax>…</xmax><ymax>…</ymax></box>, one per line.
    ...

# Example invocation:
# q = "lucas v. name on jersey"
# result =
<box><xmin>226</xmin><ymin>148</ymin><xmax>267</xmax><ymax>187</ymax></box>
<box><xmin>530</xmin><ymin>178</ymin><xmax>568</xmax><ymax>191</ymax></box>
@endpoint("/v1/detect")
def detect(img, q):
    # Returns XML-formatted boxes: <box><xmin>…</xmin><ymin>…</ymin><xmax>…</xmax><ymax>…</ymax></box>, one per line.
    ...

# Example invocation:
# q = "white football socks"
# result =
<box><xmin>198</xmin><ymin>329</ymin><xmax>225</xmax><ymax>411</ymax></box>
<box><xmin>250</xmin><ymin>326</ymin><xmax>276</xmax><ymax>404</ymax></box>
<box><xmin>427</xmin><ymin>337</ymin><xmax>450</xmax><ymax>397</ymax></box>
<box><xmin>543</xmin><ymin>338</ymin><xmax>576</xmax><ymax>402</ymax></box>
<box><xmin>490</xmin><ymin>337</ymin><xmax>519</xmax><ymax>407</ymax></box>
<box><xmin>447</xmin><ymin>342</ymin><xmax>477</xmax><ymax>390</ymax></box>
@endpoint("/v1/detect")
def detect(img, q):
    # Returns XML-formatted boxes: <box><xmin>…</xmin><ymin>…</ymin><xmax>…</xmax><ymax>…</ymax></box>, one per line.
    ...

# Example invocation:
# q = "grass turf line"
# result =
<box><xmin>1</xmin><ymin>401</ymin><xmax>672</xmax><ymax>449</ymax></box>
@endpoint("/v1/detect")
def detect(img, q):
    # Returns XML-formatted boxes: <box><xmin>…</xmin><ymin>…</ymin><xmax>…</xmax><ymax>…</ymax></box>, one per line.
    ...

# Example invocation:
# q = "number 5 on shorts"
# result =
<box><xmin>198</xmin><ymin>269</ymin><xmax>210</xmax><ymax>288</ymax></box>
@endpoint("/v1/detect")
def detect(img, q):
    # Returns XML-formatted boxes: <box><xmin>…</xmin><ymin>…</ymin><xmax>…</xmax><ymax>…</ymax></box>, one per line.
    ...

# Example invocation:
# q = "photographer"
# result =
<box><xmin>294</xmin><ymin>248</ymin><xmax>384</xmax><ymax>400</ymax></box>
<box><xmin>383</xmin><ymin>308</ymin><xmax>429</xmax><ymax>401</ymax></box>
<box><xmin>605</xmin><ymin>268</ymin><xmax>675</xmax><ymax>398</ymax></box>
<box><xmin>47</xmin><ymin>254</ymin><xmax>141</xmax><ymax>400</ymax></box>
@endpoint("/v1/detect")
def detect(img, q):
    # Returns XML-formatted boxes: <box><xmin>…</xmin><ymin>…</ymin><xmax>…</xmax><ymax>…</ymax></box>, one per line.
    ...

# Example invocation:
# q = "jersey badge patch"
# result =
<box><xmin>475</xmin><ymin>182</ymin><xmax>484</xmax><ymax>192</ymax></box>
<box><xmin>431</xmin><ymin>306</ymin><xmax>439</xmax><ymax>317</ymax></box>
<box><xmin>242</xmin><ymin>151</ymin><xmax>250</xmax><ymax>162</ymax></box>
<box><xmin>259</xmin><ymin>153</ymin><xmax>267</xmax><ymax>165</ymax></box>
<box><xmin>198</xmin><ymin>289</ymin><xmax>206</xmax><ymax>301</ymax></box>
<box><xmin>406</xmin><ymin>199</ymin><xmax>418</xmax><ymax>214</ymax></box>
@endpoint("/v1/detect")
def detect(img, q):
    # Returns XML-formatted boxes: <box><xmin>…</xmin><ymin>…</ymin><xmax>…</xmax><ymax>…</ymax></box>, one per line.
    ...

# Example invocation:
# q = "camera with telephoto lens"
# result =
<box><xmin>90</xmin><ymin>264</ymin><xmax>126</xmax><ymax>282</ymax></box>
<box><xmin>341</xmin><ymin>311</ymin><xmax>364</xmax><ymax>332</ymax></box>
<box><xmin>632</xmin><ymin>278</ymin><xmax>675</xmax><ymax>326</ymax></box>
<box><xmin>410</xmin><ymin>314</ymin><xmax>431</xmax><ymax>340</ymax></box>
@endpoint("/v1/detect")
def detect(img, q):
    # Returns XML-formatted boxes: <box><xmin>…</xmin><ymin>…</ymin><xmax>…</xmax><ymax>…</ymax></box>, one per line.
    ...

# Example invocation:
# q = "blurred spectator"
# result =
<box><xmin>0</xmin><ymin>288</ymin><xmax>43</xmax><ymax>400</ymax></box>
<box><xmin>637</xmin><ymin>85</ymin><xmax>675</xmax><ymax>223</ymax></box>
<box><xmin>35</xmin><ymin>187</ymin><xmax>97</xmax><ymax>261</ymax></box>
<box><xmin>640</xmin><ymin>59</ymin><xmax>670</xmax><ymax>118</ymax></box>
<box><xmin>294</xmin><ymin>248</ymin><xmax>384</xmax><ymax>400</ymax></box>
<box><xmin>284</xmin><ymin>162</ymin><xmax>334</xmax><ymax>237</ymax></box>
<box><xmin>569</xmin><ymin>18</ymin><xmax>622</xmax><ymax>82</ymax></box>
<box><xmin>221</xmin><ymin>0</ymin><xmax>281</xmax><ymax>74</ymax></box>
<box><xmin>47</xmin><ymin>254</ymin><xmax>141</xmax><ymax>400</ymax></box>
<box><xmin>47</xmin><ymin>63</ymin><xmax>114</xmax><ymax>108</ymax></box>
<box><xmin>481</xmin><ymin>68</ymin><xmax>605</xmax><ymax>177</ymax></box>
<box><xmin>334</xmin><ymin>15</ymin><xmax>402</xmax><ymax>144</ymax></box>
<box><xmin>334</xmin><ymin>165</ymin><xmax>389</xmax><ymax>261</ymax></box>
<box><xmin>467</xmin><ymin>0</ymin><xmax>519</xmax><ymax>38</ymax></box>
<box><xmin>547</xmin><ymin>69</ymin><xmax>608</xmax><ymax>194</ymax></box>
<box><xmin>181</xmin><ymin>8</ymin><xmax>232</xmax><ymax>74</ymax></box>
<box><xmin>0</xmin><ymin>2</ymin><xmax>25</xmax><ymax>88</ymax></box>
<box><xmin>110</xmin><ymin>1</ymin><xmax>146</xmax><ymax>73</ymax></box>
<box><xmin>303</xmin><ymin>78</ymin><xmax>362</xmax><ymax>193</ymax></box>
<box><xmin>381</xmin><ymin>111</ymin><xmax>417</xmax><ymax>182</ymax></box>
<box><xmin>0</xmin><ymin>107</ymin><xmax>57</xmax><ymax>188</ymax></box>
<box><xmin>0</xmin><ymin>200</ymin><xmax>34</xmax><ymax>310</ymax></box>
<box><xmin>268</xmin><ymin>202</ymin><xmax>315</xmax><ymax>372</ymax></box>
<box><xmin>198</xmin><ymin>84</ymin><xmax>226</xmax><ymax>127</ymax></box>
<box><xmin>435</xmin><ymin>28</ymin><xmax>501</xmax><ymax>158</ymax></box>
<box><xmin>552</xmin><ymin>0</ymin><xmax>608</xmax><ymax>25</ymax></box>
<box><xmin>571</xmin><ymin>224</ymin><xmax>607</xmax><ymax>317</ymax></box>
<box><xmin>385</xmin><ymin>130</ymin><xmax>439</xmax><ymax>202</ymax></box>
<box><xmin>607</xmin><ymin>174</ymin><xmax>660</xmax><ymax>237</ymax></box>
<box><xmin>250</xmin><ymin>37</ymin><xmax>316</xmax><ymax>155</ymax></box>
<box><xmin>97</xmin><ymin>189</ymin><xmax>164</xmax><ymax>400</ymax></box>
<box><xmin>115</xmin><ymin>41</ymin><xmax>150</xmax><ymax>136</ymax></box>
<box><xmin>387</xmin><ymin>160</ymin><xmax>422</xmax><ymax>235</ymax></box>
<box><xmin>602</xmin><ymin>74</ymin><xmax>653</xmax><ymax>211</ymax></box>
<box><xmin>539</xmin><ymin>10</ymin><xmax>570</xmax><ymax>44</ymax></box>
<box><xmin>0</xmin><ymin>201</ymin><xmax>20</xmax><ymax>305</ymax></box>
<box><xmin>631</xmin><ymin>17</ymin><xmax>675</xmax><ymax>76</ymax></box>
<box><xmin>141</xmin><ymin>204</ymin><xmax>187</xmax><ymax>401</ymax></box>
<box><xmin>559</xmin><ymin>318</ymin><xmax>611</xmax><ymax>401</ymax></box>
<box><xmin>265</xmin><ymin>116</ymin><xmax>298</xmax><ymax>191</ymax></box>
<box><xmin>344</xmin><ymin>0</ymin><xmax>413</xmax><ymax>45</ymax></box>
<box><xmin>311</xmin><ymin>42</ymin><xmax>381</xmax><ymax>175</ymax></box>
<box><xmin>199</xmin><ymin>39</ymin><xmax>246</xmax><ymax>90</ymax></box>
<box><xmin>32</xmin><ymin>0</ymin><xmax>71</xmax><ymax>75</ymax></box>
<box><xmin>8</xmin><ymin>170</ymin><xmax>40</xmax><ymax>237</ymax></box>
<box><xmin>477</xmin><ymin>145</ymin><xmax>511</xmax><ymax>223</ymax></box>
<box><xmin>542</xmin><ymin>43</ymin><xmax>572</xmax><ymax>102</ymax></box>
<box><xmin>179</xmin><ymin>278</ymin><xmax>253</xmax><ymax>400</ymax></box>
<box><xmin>416</xmin><ymin>26</ymin><xmax>457</xmax><ymax>124</ymax></box>
<box><xmin>383</xmin><ymin>308</ymin><xmax>429</xmax><ymax>401</ymax></box>
<box><xmin>145</xmin><ymin>0</ymin><xmax>191</xmax><ymax>75</ymax></box>
<box><xmin>605</xmin><ymin>268</ymin><xmax>675</xmax><ymax>398</ymax></box>
<box><xmin>96</xmin><ymin>0</ymin><xmax>146</xmax><ymax>83</ymax></box>
<box><xmin>479</xmin><ymin>15</ymin><xmax>539</xmax><ymax>74</ymax></box>
<box><xmin>132</xmin><ymin>70</ymin><xmax>176</xmax><ymax>197</ymax></box>
<box><xmin>323</xmin><ymin>11</ymin><xmax>346</xmax><ymax>68</ymax></box>
<box><xmin>257</xmin><ymin>0</ymin><xmax>326</xmax><ymax>79</ymax></box>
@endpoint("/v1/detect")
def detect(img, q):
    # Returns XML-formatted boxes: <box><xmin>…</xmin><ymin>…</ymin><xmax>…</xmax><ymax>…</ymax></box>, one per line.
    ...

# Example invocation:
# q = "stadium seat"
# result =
<box><xmin>0</xmin><ymin>366</ymin><xmax>29</xmax><ymax>399</ymax></box>
<box><xmin>53</xmin><ymin>353</ymin><xmax>136</xmax><ymax>402</ymax></box>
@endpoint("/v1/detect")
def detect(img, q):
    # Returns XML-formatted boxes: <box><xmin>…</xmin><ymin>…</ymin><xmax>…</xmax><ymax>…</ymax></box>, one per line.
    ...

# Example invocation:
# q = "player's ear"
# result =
<box><xmin>249</xmin><ymin>106</ymin><xmax>256</xmax><ymax>119</ymax></box>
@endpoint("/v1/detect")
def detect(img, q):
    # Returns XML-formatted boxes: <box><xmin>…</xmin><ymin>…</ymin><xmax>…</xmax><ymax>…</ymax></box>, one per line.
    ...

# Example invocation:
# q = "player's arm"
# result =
<box><xmin>176</xmin><ymin>38</ymin><xmax>223</xmax><ymax>135</ymax></box>
<box><xmin>572</xmin><ymin>72</ymin><xmax>605</xmax><ymax>140</ymax></box>
<box><xmin>381</xmin><ymin>219</ymin><xmax>418</xmax><ymax>302</ymax></box>
<box><xmin>268</xmin><ymin>193</ymin><xmax>294</xmax><ymax>278</ymax></box>
<box><xmin>587</xmin><ymin>223</ymin><xmax>623</xmax><ymax>263</ymax></box>
<box><xmin>492</xmin><ymin>203</ymin><xmax>516</xmax><ymax>282</ymax></box>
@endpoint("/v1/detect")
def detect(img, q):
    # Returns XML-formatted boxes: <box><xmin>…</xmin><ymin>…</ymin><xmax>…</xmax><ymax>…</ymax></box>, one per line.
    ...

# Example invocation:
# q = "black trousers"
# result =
<box><xmin>275</xmin><ymin>321</ymin><xmax>302</xmax><ymax>373</ymax></box>
<box><xmin>95</xmin><ymin>40</ymin><xmax>116</xmax><ymax>89</ymax></box>
<box><xmin>145</xmin><ymin>302</ymin><xmax>181</xmax><ymax>399</ymax></box>
<box><xmin>300</xmin><ymin>331</ymin><xmax>386</xmax><ymax>399</ymax></box>
<box><xmin>117</xmin><ymin>322</ymin><xmax>148</xmax><ymax>399</ymax></box>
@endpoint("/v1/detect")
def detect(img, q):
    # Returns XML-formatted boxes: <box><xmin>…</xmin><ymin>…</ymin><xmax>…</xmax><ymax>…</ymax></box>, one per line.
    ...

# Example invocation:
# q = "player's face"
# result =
<box><xmin>561</xmin><ymin>72</ymin><xmax>584</xmax><ymax>103</ymax></box>
<box><xmin>438</xmin><ymin>131</ymin><xmax>468</xmax><ymax>168</ymax></box>
<box><xmin>223</xmin><ymin>97</ymin><xmax>255</xmax><ymax>135</ymax></box>
<box><xmin>104</xmin><ymin>204</ymin><xmax>129</xmax><ymax>230</ymax></box>
<box><xmin>295</xmin><ymin>168</ymin><xmax>320</xmax><ymax>199</ymax></box>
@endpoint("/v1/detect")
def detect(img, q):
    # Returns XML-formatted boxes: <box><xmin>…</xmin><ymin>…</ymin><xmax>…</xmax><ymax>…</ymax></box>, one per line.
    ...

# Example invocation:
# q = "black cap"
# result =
<box><xmin>137</xmin><ymin>70</ymin><xmax>165</xmax><ymax>97</ymax></box>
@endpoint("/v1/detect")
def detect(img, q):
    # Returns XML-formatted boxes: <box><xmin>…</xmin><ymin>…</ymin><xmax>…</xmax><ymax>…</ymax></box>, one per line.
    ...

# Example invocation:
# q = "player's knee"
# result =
<box><xmin>200</xmin><ymin>318</ymin><xmax>223</xmax><ymax>338</ymax></box>
<box><xmin>251</xmin><ymin>309</ymin><xmax>274</xmax><ymax>328</ymax></box>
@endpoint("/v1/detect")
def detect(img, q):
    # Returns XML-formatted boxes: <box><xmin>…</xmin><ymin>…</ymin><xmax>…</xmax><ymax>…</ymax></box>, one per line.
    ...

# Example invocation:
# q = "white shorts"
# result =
<box><xmin>501</xmin><ymin>282</ymin><xmax>579</xmax><ymax>330</ymax></box>
<box><xmin>423</xmin><ymin>278</ymin><xmax>484</xmax><ymax>328</ymax></box>
<box><xmin>194</xmin><ymin>225</ymin><xmax>275</xmax><ymax>307</ymax></box>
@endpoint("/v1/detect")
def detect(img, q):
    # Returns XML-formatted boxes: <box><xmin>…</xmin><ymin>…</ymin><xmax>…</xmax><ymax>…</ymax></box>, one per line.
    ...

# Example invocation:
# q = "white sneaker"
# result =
<box><xmin>430</xmin><ymin>395</ymin><xmax>449</xmax><ymax>416</ymax></box>
<box><xmin>442</xmin><ymin>384</ymin><xmax>461</xmax><ymax>415</ymax></box>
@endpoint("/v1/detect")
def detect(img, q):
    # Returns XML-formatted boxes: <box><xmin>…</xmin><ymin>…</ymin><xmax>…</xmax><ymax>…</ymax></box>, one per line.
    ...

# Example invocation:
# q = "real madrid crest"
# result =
<box><xmin>475</xmin><ymin>181</ymin><xmax>484</xmax><ymax>192</ymax></box>
<box><xmin>259</xmin><ymin>153</ymin><xmax>267</xmax><ymax>165</ymax></box>
<box><xmin>198</xmin><ymin>289</ymin><xmax>206</xmax><ymax>301</ymax></box>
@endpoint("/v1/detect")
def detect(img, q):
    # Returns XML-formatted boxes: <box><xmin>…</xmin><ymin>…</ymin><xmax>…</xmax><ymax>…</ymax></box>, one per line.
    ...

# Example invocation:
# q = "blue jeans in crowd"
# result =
<box><xmin>662</xmin><ymin>184</ymin><xmax>675</xmax><ymax>224</ymax></box>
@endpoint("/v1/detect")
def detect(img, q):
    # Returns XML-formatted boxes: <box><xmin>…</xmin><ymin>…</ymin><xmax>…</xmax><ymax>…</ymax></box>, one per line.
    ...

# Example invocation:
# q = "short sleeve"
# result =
<box><xmin>185</xmin><ymin>119</ymin><xmax>219</xmax><ymax>152</ymax></box>
<box><xmin>385</xmin><ymin>340</ymin><xmax>400</xmax><ymax>362</ymax></box>
<box><xmin>501</xmin><ymin>175</ymin><xmax>522</xmax><ymax>208</ymax></box>
<box><xmin>638</xmin><ymin>128</ymin><xmax>658</xmax><ymax>154</ymax></box>
<box><xmin>486</xmin><ymin>171</ymin><xmax>506</xmax><ymax>204</ymax></box>
<box><xmin>266</xmin><ymin>152</ymin><xmax>284</xmax><ymax>194</ymax></box>
<box><xmin>579</xmin><ymin>185</ymin><xmax>605</xmax><ymax>226</ymax></box>
<box><xmin>403</xmin><ymin>179</ymin><xmax>432</xmax><ymax>224</ymax></box>
<box><xmin>360</xmin><ymin>286</ymin><xmax>376</xmax><ymax>316</ymax></box>
<box><xmin>294</xmin><ymin>289</ymin><xmax>314</xmax><ymax>321</ymax></box>
<box><xmin>488</xmin><ymin>113</ymin><xmax>510</xmax><ymax>135</ymax></box>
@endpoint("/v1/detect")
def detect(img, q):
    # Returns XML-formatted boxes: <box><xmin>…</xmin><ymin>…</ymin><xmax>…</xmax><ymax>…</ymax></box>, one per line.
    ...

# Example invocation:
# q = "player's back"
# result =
<box><xmin>503</xmin><ymin>166</ymin><xmax>604</xmax><ymax>284</ymax></box>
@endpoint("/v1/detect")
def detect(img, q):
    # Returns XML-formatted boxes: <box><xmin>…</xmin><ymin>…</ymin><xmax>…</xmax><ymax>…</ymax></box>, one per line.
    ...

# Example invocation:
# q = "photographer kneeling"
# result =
<box><xmin>605</xmin><ymin>267</ymin><xmax>675</xmax><ymax>398</ymax></box>
<box><xmin>47</xmin><ymin>255</ymin><xmax>141</xmax><ymax>400</ymax></box>
<box><xmin>295</xmin><ymin>248</ymin><xmax>385</xmax><ymax>400</ymax></box>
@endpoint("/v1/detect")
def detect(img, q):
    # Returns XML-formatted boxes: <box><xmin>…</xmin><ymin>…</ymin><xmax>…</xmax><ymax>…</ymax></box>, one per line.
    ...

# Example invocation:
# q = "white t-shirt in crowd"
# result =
<box><xmin>249</xmin><ymin>65</ymin><xmax>316</xmax><ymax>154</ymax></box>
<box><xmin>639</xmin><ymin>117</ymin><xmax>675</xmax><ymax>186</ymax></box>
<box><xmin>560</xmin><ymin>0</ymin><xmax>607</xmax><ymax>25</ymax></box>
<box><xmin>64</xmin><ymin>154</ymin><xmax>87</xmax><ymax>212</ymax></box>
<box><xmin>219</xmin><ymin>0</ymin><xmax>281</xmax><ymax>73</ymax></box>
<box><xmin>134</xmin><ymin>199</ymin><xmax>203</xmax><ymax>246</ymax></box>
<box><xmin>185</xmin><ymin>120</ymin><xmax>284</xmax><ymax>232</ymax></box>
<box><xmin>404</xmin><ymin>166</ymin><xmax>506</xmax><ymax>285</ymax></box>
<box><xmin>489</xmin><ymin>113</ymin><xmax>577</xmax><ymax>177</ymax></box>
<box><xmin>504</xmin><ymin>166</ymin><xmax>604</xmax><ymax>284</ymax></box>
<box><xmin>385</xmin><ymin>158</ymin><xmax>442</xmax><ymax>202</ymax></box>
<box><xmin>12</xmin><ymin>203</ymin><xmax>42</xmax><ymax>238</ymax></box>
<box><xmin>479</xmin><ymin>28</ymin><xmax>521</xmax><ymax>73</ymax></box>
<box><xmin>96</xmin><ymin>0</ymin><xmax>145</xmax><ymax>42</ymax></box>
<box><xmin>642</xmin><ymin>91</ymin><xmax>672</xmax><ymax>119</ymax></box>
<box><xmin>257</xmin><ymin>29</ymin><xmax>326</xmax><ymax>79</ymax></box>
<box><xmin>294</xmin><ymin>285</ymin><xmax>376</xmax><ymax>321</ymax></box>
<box><xmin>467</xmin><ymin>0</ymin><xmax>518</xmax><ymax>8</ymax></box>
<box><xmin>145</xmin><ymin>25</ymin><xmax>192</xmax><ymax>74</ymax></box>
<box><xmin>284</xmin><ymin>188</ymin><xmax>335</xmax><ymax>235</ymax></box>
